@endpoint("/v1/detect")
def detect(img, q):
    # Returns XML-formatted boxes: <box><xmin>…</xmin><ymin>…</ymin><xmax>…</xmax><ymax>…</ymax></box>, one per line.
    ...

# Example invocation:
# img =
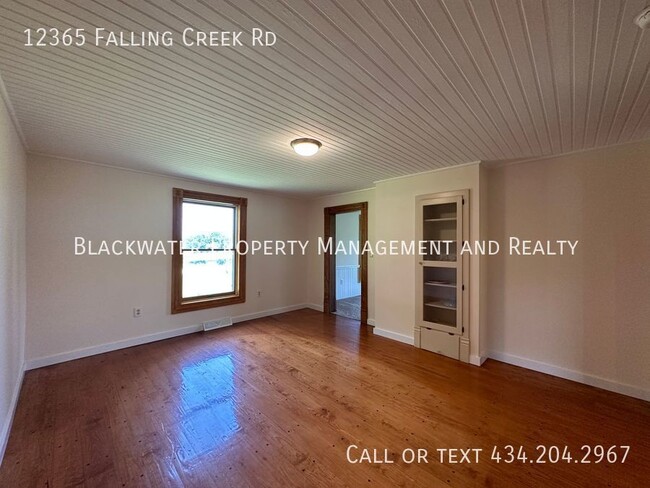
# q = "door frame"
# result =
<box><xmin>323</xmin><ymin>202</ymin><xmax>368</xmax><ymax>324</ymax></box>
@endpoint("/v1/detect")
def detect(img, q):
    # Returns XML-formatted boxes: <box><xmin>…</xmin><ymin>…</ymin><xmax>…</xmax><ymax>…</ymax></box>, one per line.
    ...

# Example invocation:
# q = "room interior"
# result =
<box><xmin>1</xmin><ymin>0</ymin><xmax>650</xmax><ymax>486</ymax></box>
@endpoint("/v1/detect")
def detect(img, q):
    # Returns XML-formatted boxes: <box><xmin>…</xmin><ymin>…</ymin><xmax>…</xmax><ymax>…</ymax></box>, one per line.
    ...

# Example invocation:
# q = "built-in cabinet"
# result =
<box><xmin>415</xmin><ymin>190</ymin><xmax>469</xmax><ymax>362</ymax></box>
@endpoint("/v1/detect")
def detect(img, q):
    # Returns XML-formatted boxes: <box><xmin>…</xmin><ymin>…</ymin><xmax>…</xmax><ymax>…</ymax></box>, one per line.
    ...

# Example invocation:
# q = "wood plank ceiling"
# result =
<box><xmin>0</xmin><ymin>0</ymin><xmax>649</xmax><ymax>196</ymax></box>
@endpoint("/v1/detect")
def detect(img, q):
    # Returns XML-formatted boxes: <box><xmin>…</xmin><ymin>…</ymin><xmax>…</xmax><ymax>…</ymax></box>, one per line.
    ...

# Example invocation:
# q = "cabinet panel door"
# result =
<box><xmin>420</xmin><ymin>327</ymin><xmax>460</xmax><ymax>360</ymax></box>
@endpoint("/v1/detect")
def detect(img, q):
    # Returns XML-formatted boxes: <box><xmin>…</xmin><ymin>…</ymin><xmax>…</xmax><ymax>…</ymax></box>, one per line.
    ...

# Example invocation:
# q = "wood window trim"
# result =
<box><xmin>171</xmin><ymin>188</ymin><xmax>247</xmax><ymax>314</ymax></box>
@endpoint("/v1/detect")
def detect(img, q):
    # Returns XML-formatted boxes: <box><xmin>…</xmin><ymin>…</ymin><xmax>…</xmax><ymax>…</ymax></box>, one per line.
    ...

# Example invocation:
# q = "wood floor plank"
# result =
<box><xmin>1</xmin><ymin>309</ymin><xmax>648</xmax><ymax>487</ymax></box>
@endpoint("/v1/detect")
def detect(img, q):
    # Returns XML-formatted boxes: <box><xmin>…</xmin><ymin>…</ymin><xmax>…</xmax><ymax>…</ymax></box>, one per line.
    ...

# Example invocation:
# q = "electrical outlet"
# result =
<box><xmin>133</xmin><ymin>307</ymin><xmax>142</xmax><ymax>318</ymax></box>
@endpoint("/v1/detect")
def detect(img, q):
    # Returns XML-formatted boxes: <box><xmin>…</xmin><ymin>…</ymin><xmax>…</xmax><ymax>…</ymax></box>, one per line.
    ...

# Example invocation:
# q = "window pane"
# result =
<box><xmin>181</xmin><ymin>202</ymin><xmax>236</xmax><ymax>298</ymax></box>
<box><xmin>172</xmin><ymin>189</ymin><xmax>246</xmax><ymax>313</ymax></box>
<box><xmin>182</xmin><ymin>202</ymin><xmax>235</xmax><ymax>250</ymax></box>
<box><xmin>182</xmin><ymin>250</ymin><xmax>235</xmax><ymax>298</ymax></box>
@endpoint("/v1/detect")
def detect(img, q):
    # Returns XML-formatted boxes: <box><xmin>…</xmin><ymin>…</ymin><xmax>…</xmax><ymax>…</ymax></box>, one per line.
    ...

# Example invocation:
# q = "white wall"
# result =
<box><xmin>306</xmin><ymin>189</ymin><xmax>375</xmax><ymax>319</ymax></box>
<box><xmin>373</xmin><ymin>163</ymin><xmax>484</xmax><ymax>361</ymax></box>
<box><xmin>486</xmin><ymin>140</ymin><xmax>650</xmax><ymax>400</ymax></box>
<box><xmin>26</xmin><ymin>155</ymin><xmax>308</xmax><ymax>365</ymax></box>
<box><xmin>0</xmin><ymin>93</ymin><xmax>26</xmax><ymax>462</ymax></box>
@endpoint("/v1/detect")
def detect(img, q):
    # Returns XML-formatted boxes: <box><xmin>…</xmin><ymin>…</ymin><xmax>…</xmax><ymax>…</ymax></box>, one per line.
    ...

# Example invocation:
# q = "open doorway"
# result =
<box><xmin>333</xmin><ymin>210</ymin><xmax>361</xmax><ymax>320</ymax></box>
<box><xmin>323</xmin><ymin>202</ymin><xmax>368</xmax><ymax>324</ymax></box>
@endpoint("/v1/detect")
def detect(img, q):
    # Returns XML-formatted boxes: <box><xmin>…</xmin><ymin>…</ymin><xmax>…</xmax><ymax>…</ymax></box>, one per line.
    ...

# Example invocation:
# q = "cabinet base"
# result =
<box><xmin>415</xmin><ymin>326</ymin><xmax>470</xmax><ymax>363</ymax></box>
<box><xmin>419</xmin><ymin>327</ymin><xmax>460</xmax><ymax>360</ymax></box>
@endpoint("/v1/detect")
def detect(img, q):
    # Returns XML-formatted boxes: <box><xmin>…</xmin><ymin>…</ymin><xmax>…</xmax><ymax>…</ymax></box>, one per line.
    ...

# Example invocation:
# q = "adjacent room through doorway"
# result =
<box><xmin>323</xmin><ymin>202</ymin><xmax>368</xmax><ymax>324</ymax></box>
<box><xmin>333</xmin><ymin>210</ymin><xmax>361</xmax><ymax>320</ymax></box>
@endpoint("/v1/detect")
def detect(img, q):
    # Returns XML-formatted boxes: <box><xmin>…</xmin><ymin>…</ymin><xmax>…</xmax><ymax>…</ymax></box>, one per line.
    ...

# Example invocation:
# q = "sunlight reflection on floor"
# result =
<box><xmin>179</xmin><ymin>355</ymin><xmax>241</xmax><ymax>458</ymax></box>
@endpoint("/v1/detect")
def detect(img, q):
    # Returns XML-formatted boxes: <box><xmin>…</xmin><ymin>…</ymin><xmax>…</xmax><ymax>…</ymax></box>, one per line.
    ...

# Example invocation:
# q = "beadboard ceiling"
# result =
<box><xmin>0</xmin><ymin>0</ymin><xmax>649</xmax><ymax>196</ymax></box>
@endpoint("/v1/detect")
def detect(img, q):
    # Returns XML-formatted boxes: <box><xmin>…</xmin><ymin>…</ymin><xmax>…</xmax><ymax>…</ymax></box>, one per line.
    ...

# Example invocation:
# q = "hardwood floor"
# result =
<box><xmin>1</xmin><ymin>309</ymin><xmax>649</xmax><ymax>487</ymax></box>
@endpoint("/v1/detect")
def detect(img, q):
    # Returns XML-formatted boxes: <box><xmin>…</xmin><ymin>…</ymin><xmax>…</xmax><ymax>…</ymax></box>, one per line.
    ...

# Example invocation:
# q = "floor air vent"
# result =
<box><xmin>202</xmin><ymin>317</ymin><xmax>233</xmax><ymax>332</ymax></box>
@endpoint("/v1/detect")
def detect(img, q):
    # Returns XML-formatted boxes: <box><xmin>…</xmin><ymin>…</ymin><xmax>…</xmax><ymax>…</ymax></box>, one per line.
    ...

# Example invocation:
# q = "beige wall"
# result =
<box><xmin>0</xmin><ymin>94</ymin><xmax>26</xmax><ymax>461</ymax></box>
<box><xmin>19</xmin><ymin>137</ymin><xmax>650</xmax><ymax>402</ymax></box>
<box><xmin>487</xmin><ymin>140</ymin><xmax>650</xmax><ymax>399</ymax></box>
<box><xmin>306</xmin><ymin>188</ymin><xmax>375</xmax><ymax>318</ymax></box>
<box><xmin>479</xmin><ymin>164</ymin><xmax>489</xmax><ymax>360</ymax></box>
<box><xmin>373</xmin><ymin>163</ymin><xmax>484</xmax><ymax>362</ymax></box>
<box><xmin>26</xmin><ymin>155</ymin><xmax>308</xmax><ymax>365</ymax></box>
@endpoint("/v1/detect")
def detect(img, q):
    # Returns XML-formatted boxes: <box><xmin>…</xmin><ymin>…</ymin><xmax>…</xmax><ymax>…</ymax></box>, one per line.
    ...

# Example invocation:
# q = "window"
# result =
<box><xmin>172</xmin><ymin>188</ymin><xmax>247</xmax><ymax>313</ymax></box>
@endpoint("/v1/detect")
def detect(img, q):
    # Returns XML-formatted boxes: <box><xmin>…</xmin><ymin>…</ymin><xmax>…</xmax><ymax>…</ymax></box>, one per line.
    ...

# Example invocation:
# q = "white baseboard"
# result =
<box><xmin>373</xmin><ymin>327</ymin><xmax>414</xmax><ymax>345</ymax></box>
<box><xmin>25</xmin><ymin>304</ymin><xmax>310</xmax><ymax>371</ymax></box>
<box><xmin>470</xmin><ymin>354</ymin><xmax>488</xmax><ymax>366</ymax></box>
<box><xmin>367</xmin><ymin>318</ymin><xmax>376</xmax><ymax>326</ymax></box>
<box><xmin>231</xmin><ymin>304</ymin><xmax>308</xmax><ymax>324</ymax></box>
<box><xmin>489</xmin><ymin>351</ymin><xmax>650</xmax><ymax>402</ymax></box>
<box><xmin>26</xmin><ymin>325</ymin><xmax>201</xmax><ymax>370</ymax></box>
<box><xmin>0</xmin><ymin>363</ymin><xmax>25</xmax><ymax>466</ymax></box>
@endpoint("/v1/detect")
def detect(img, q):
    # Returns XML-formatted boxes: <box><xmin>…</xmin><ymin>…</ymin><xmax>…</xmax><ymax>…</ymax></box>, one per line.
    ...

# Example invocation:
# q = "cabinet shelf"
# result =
<box><xmin>424</xmin><ymin>300</ymin><xmax>457</xmax><ymax>311</ymax></box>
<box><xmin>423</xmin><ymin>319</ymin><xmax>456</xmax><ymax>329</ymax></box>
<box><xmin>424</xmin><ymin>218</ymin><xmax>457</xmax><ymax>222</ymax></box>
<box><xmin>424</xmin><ymin>281</ymin><xmax>456</xmax><ymax>288</ymax></box>
<box><xmin>422</xmin><ymin>261</ymin><xmax>457</xmax><ymax>268</ymax></box>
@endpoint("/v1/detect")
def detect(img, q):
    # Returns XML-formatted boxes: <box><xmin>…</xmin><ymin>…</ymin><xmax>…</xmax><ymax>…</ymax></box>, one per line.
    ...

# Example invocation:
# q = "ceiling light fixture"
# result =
<box><xmin>635</xmin><ymin>6</ymin><xmax>650</xmax><ymax>28</ymax></box>
<box><xmin>291</xmin><ymin>138</ymin><xmax>322</xmax><ymax>157</ymax></box>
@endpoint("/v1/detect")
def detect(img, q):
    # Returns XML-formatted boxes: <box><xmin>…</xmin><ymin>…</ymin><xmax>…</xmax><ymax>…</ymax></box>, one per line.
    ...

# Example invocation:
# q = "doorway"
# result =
<box><xmin>323</xmin><ymin>202</ymin><xmax>368</xmax><ymax>324</ymax></box>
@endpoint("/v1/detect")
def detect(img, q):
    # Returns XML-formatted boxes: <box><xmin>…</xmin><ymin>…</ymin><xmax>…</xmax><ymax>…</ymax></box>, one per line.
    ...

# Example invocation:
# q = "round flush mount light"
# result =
<box><xmin>635</xmin><ymin>6</ymin><xmax>650</xmax><ymax>29</ymax></box>
<box><xmin>291</xmin><ymin>138</ymin><xmax>322</xmax><ymax>157</ymax></box>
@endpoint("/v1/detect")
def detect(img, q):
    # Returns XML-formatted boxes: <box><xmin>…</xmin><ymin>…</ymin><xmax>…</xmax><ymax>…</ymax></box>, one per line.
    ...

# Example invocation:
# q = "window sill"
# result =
<box><xmin>171</xmin><ymin>294</ymin><xmax>245</xmax><ymax>314</ymax></box>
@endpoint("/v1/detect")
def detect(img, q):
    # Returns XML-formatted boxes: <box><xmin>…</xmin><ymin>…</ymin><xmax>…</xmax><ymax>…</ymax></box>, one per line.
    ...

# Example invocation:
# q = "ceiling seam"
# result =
<box><xmin>517</xmin><ymin>0</ymin><xmax>555</xmax><ymax>153</ymax></box>
<box><xmin>463</xmin><ymin>0</ymin><xmax>537</xmax><ymax>154</ymax></box>
<box><xmin>337</xmin><ymin>0</ymin><xmax>501</xmax><ymax>159</ymax></box>
<box><xmin>581</xmin><ymin>0</ymin><xmax>601</xmax><ymax>149</ymax></box>
<box><xmin>542</xmin><ymin>0</ymin><xmax>565</xmax><ymax>153</ymax></box>
<box><xmin>490</xmin><ymin>0</ymin><xmax>546</xmax><ymax>154</ymax></box>
<box><xmin>592</xmin><ymin>0</ymin><xmax>626</xmax><ymax>146</ymax></box>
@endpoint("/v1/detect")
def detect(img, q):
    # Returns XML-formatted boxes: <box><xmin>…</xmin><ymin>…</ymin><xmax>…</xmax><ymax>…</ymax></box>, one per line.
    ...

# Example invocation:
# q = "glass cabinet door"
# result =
<box><xmin>417</xmin><ymin>196</ymin><xmax>463</xmax><ymax>335</ymax></box>
<box><xmin>422</xmin><ymin>267</ymin><xmax>457</xmax><ymax>329</ymax></box>
<box><xmin>422</xmin><ymin>201</ymin><xmax>458</xmax><ymax>262</ymax></box>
